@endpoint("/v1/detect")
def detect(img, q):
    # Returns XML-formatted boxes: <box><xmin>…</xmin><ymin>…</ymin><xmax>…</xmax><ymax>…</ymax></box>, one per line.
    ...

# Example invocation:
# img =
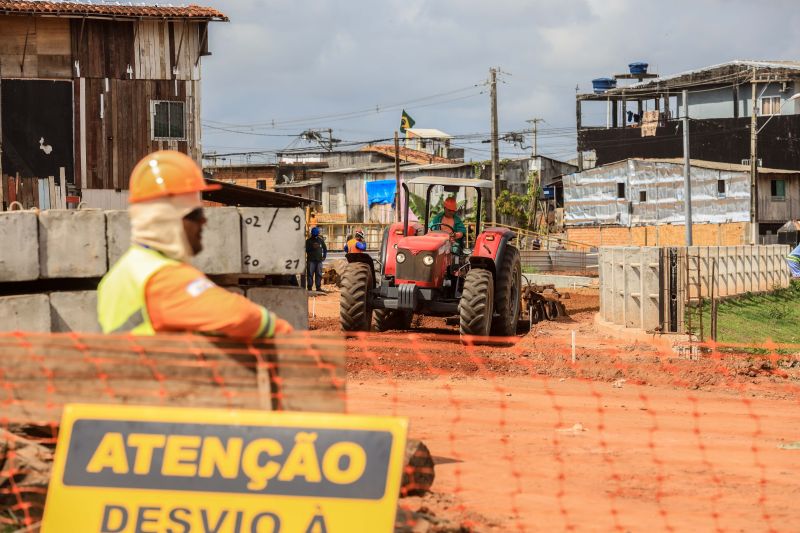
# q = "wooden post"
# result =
<box><xmin>710</xmin><ymin>259</ymin><xmax>717</xmax><ymax>341</ymax></box>
<box><xmin>749</xmin><ymin>67</ymin><xmax>759</xmax><ymax>244</ymax></box>
<box><xmin>394</xmin><ymin>131</ymin><xmax>401</xmax><ymax>222</ymax></box>
<box><xmin>59</xmin><ymin>167</ymin><xmax>67</xmax><ymax>209</ymax></box>
<box><xmin>490</xmin><ymin>67</ymin><xmax>499</xmax><ymax>223</ymax></box>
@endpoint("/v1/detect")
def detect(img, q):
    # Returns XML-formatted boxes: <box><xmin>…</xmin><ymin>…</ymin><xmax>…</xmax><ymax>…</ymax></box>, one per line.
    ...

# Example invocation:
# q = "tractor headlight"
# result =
<box><xmin>396</xmin><ymin>252</ymin><xmax>407</xmax><ymax>264</ymax></box>
<box><xmin>422</xmin><ymin>255</ymin><xmax>434</xmax><ymax>266</ymax></box>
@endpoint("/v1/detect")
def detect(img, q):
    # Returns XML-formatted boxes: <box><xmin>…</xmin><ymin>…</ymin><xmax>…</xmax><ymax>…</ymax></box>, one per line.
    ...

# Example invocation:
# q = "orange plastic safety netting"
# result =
<box><xmin>1</xmin><ymin>329</ymin><xmax>799</xmax><ymax>532</ymax></box>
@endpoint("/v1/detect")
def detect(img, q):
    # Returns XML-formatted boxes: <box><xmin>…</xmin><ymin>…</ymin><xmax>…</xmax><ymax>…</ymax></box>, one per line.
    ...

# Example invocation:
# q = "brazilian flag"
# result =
<box><xmin>400</xmin><ymin>110</ymin><xmax>415</xmax><ymax>133</ymax></box>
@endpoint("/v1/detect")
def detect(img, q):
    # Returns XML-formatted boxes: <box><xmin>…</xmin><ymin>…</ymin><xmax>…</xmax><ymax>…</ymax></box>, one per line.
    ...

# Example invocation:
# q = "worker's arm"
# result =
<box><xmin>428</xmin><ymin>213</ymin><xmax>443</xmax><ymax>229</ymax></box>
<box><xmin>454</xmin><ymin>216</ymin><xmax>467</xmax><ymax>238</ymax></box>
<box><xmin>145</xmin><ymin>264</ymin><xmax>287</xmax><ymax>338</ymax></box>
<box><xmin>322</xmin><ymin>239</ymin><xmax>328</xmax><ymax>260</ymax></box>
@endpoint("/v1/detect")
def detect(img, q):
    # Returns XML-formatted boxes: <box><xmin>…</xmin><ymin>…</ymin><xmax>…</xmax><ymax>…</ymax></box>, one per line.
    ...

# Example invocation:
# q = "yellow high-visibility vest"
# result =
<box><xmin>97</xmin><ymin>245</ymin><xmax>178</xmax><ymax>335</ymax></box>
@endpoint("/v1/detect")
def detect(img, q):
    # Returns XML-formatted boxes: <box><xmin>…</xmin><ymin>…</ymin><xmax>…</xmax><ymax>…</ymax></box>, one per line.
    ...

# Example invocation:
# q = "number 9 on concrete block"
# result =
<box><xmin>239</xmin><ymin>207</ymin><xmax>305</xmax><ymax>275</ymax></box>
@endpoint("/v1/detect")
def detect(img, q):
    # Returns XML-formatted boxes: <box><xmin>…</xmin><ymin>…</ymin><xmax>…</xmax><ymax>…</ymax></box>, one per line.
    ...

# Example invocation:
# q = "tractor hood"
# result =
<box><xmin>397</xmin><ymin>233</ymin><xmax>450</xmax><ymax>253</ymax></box>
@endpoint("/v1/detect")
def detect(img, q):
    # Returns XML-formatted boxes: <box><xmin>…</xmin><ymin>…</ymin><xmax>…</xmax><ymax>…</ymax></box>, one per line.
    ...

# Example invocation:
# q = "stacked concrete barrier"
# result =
<box><xmin>0</xmin><ymin>207</ymin><xmax>308</xmax><ymax>333</ymax></box>
<box><xmin>599</xmin><ymin>245</ymin><xmax>791</xmax><ymax>334</ymax></box>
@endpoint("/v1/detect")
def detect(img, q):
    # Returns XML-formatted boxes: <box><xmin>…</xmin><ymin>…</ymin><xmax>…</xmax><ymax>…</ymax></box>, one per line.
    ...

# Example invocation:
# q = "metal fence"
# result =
<box><xmin>520</xmin><ymin>250</ymin><xmax>599</xmax><ymax>274</ymax></box>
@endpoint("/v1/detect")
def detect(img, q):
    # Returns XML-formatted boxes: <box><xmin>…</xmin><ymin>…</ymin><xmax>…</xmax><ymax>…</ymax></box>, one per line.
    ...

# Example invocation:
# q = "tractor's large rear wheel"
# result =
<box><xmin>373</xmin><ymin>309</ymin><xmax>413</xmax><ymax>332</ymax></box>
<box><xmin>340</xmin><ymin>262</ymin><xmax>373</xmax><ymax>331</ymax></box>
<box><xmin>491</xmin><ymin>246</ymin><xmax>522</xmax><ymax>336</ymax></box>
<box><xmin>459</xmin><ymin>268</ymin><xmax>494</xmax><ymax>338</ymax></box>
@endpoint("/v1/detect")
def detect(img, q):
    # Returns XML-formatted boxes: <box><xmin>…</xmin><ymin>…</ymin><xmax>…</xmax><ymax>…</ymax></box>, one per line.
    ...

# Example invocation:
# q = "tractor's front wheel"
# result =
<box><xmin>492</xmin><ymin>246</ymin><xmax>522</xmax><ymax>336</ymax></box>
<box><xmin>459</xmin><ymin>268</ymin><xmax>494</xmax><ymax>338</ymax></box>
<box><xmin>373</xmin><ymin>309</ymin><xmax>413</xmax><ymax>332</ymax></box>
<box><xmin>340</xmin><ymin>262</ymin><xmax>373</xmax><ymax>331</ymax></box>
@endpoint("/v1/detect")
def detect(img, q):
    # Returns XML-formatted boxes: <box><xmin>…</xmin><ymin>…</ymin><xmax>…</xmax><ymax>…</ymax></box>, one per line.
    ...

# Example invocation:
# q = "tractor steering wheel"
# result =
<box><xmin>429</xmin><ymin>222</ymin><xmax>456</xmax><ymax>234</ymax></box>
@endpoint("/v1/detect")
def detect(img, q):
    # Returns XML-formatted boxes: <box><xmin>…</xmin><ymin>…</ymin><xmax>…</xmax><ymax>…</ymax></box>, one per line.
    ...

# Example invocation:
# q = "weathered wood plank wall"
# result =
<box><xmin>0</xmin><ymin>15</ymin><xmax>205</xmax><ymax>190</ymax></box>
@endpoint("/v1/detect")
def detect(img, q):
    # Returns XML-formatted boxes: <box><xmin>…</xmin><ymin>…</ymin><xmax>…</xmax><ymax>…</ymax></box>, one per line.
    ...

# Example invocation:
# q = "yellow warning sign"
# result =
<box><xmin>41</xmin><ymin>404</ymin><xmax>408</xmax><ymax>533</ymax></box>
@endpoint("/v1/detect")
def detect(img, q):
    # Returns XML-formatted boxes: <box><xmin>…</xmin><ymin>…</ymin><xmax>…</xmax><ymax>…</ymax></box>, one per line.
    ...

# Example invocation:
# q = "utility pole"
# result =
<box><xmin>394</xmin><ymin>131</ymin><xmax>401</xmax><ymax>222</ymax></box>
<box><xmin>490</xmin><ymin>67</ymin><xmax>499</xmax><ymax>223</ymax></box>
<box><xmin>749</xmin><ymin>67</ymin><xmax>759</xmax><ymax>245</ymax></box>
<box><xmin>682</xmin><ymin>89</ymin><xmax>693</xmax><ymax>246</ymax></box>
<box><xmin>526</xmin><ymin>118</ymin><xmax>543</xmax><ymax>158</ymax></box>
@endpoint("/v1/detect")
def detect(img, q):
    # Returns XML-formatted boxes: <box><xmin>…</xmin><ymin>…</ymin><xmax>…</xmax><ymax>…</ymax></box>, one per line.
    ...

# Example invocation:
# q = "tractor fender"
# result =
<box><xmin>470</xmin><ymin>227</ymin><xmax>516</xmax><ymax>274</ymax></box>
<box><xmin>345</xmin><ymin>252</ymin><xmax>377</xmax><ymax>288</ymax></box>
<box><xmin>381</xmin><ymin>221</ymin><xmax>423</xmax><ymax>278</ymax></box>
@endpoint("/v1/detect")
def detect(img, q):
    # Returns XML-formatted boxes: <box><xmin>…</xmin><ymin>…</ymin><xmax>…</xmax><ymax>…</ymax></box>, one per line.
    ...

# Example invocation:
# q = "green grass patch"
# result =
<box><xmin>686</xmin><ymin>281</ymin><xmax>800</xmax><ymax>345</ymax></box>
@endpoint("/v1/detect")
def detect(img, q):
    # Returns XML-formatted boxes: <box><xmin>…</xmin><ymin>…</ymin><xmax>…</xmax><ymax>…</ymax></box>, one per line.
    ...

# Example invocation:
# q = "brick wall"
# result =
<box><xmin>206</xmin><ymin>166</ymin><xmax>278</xmax><ymax>190</ymax></box>
<box><xmin>567</xmin><ymin>222</ymin><xmax>749</xmax><ymax>248</ymax></box>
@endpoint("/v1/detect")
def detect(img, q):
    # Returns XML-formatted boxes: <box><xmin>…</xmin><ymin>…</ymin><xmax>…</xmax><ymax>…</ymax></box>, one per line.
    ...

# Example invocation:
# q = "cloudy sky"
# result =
<box><xmin>198</xmin><ymin>0</ymin><xmax>800</xmax><ymax>164</ymax></box>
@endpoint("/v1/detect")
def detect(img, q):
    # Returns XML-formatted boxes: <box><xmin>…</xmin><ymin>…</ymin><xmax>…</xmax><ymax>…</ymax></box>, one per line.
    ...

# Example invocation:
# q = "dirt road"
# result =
<box><xmin>310</xmin><ymin>287</ymin><xmax>800</xmax><ymax>531</ymax></box>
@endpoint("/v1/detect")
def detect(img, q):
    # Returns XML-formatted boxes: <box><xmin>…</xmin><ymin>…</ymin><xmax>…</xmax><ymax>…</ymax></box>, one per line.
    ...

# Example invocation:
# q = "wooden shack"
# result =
<box><xmin>0</xmin><ymin>0</ymin><xmax>227</xmax><ymax>195</ymax></box>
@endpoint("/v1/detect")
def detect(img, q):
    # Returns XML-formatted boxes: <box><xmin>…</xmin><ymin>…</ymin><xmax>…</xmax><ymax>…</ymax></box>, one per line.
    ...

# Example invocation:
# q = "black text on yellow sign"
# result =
<box><xmin>41</xmin><ymin>404</ymin><xmax>408</xmax><ymax>533</ymax></box>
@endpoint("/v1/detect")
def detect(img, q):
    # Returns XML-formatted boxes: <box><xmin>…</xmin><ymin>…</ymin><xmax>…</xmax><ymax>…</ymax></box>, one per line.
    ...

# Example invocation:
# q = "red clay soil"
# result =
<box><xmin>311</xmin><ymin>286</ymin><xmax>800</xmax><ymax>531</ymax></box>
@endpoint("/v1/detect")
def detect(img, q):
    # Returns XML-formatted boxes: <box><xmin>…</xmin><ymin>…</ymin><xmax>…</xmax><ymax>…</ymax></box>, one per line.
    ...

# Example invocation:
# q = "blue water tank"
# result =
<box><xmin>629</xmin><ymin>62</ymin><xmax>649</xmax><ymax>75</ymax></box>
<box><xmin>591</xmin><ymin>78</ymin><xmax>617</xmax><ymax>94</ymax></box>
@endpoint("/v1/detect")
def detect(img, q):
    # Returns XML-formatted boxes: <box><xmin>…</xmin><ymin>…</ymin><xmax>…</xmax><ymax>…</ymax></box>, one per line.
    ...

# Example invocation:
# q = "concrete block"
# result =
<box><xmin>0</xmin><ymin>211</ymin><xmax>39</xmax><ymax>282</ymax></box>
<box><xmin>192</xmin><ymin>207</ymin><xmax>242</xmax><ymax>274</ymax></box>
<box><xmin>105</xmin><ymin>210</ymin><xmax>130</xmax><ymax>267</ymax></box>
<box><xmin>239</xmin><ymin>208</ymin><xmax>305</xmax><ymax>275</ymax></box>
<box><xmin>50</xmin><ymin>291</ymin><xmax>101</xmax><ymax>333</ymax></box>
<box><xmin>246</xmin><ymin>287</ymin><xmax>308</xmax><ymax>330</ymax></box>
<box><xmin>39</xmin><ymin>210</ymin><xmax>106</xmax><ymax>278</ymax></box>
<box><xmin>0</xmin><ymin>294</ymin><xmax>51</xmax><ymax>332</ymax></box>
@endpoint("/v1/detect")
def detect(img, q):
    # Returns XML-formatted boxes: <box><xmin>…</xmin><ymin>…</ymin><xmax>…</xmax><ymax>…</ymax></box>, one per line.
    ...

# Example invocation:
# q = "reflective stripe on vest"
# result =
<box><xmin>97</xmin><ymin>245</ymin><xmax>179</xmax><ymax>335</ymax></box>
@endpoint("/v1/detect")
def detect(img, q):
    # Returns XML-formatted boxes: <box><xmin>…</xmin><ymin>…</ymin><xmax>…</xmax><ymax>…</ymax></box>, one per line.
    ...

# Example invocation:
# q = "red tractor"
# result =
<box><xmin>339</xmin><ymin>176</ymin><xmax>522</xmax><ymax>338</ymax></box>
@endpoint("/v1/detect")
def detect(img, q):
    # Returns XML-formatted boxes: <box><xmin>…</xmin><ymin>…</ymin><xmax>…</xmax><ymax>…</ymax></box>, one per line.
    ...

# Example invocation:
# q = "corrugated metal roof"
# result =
<box><xmin>624</xmin><ymin>60</ymin><xmax>800</xmax><ymax>90</ymax></box>
<box><xmin>641</xmin><ymin>158</ymin><xmax>800</xmax><ymax>174</ymax></box>
<box><xmin>360</xmin><ymin>144</ymin><xmax>456</xmax><ymax>164</ymax></box>
<box><xmin>0</xmin><ymin>0</ymin><xmax>228</xmax><ymax>20</ymax></box>
<box><xmin>580</xmin><ymin>60</ymin><xmax>800</xmax><ymax>100</ymax></box>
<box><xmin>579</xmin><ymin>158</ymin><xmax>800</xmax><ymax>175</ymax></box>
<box><xmin>274</xmin><ymin>179</ymin><xmax>322</xmax><ymax>189</ymax></box>
<box><xmin>203</xmin><ymin>179</ymin><xmax>318</xmax><ymax>207</ymax></box>
<box><xmin>321</xmin><ymin>163</ymin><xmax>402</xmax><ymax>174</ymax></box>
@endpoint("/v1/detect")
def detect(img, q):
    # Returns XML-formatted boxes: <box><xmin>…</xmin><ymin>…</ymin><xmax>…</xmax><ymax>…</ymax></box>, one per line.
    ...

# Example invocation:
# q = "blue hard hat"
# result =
<box><xmin>311</xmin><ymin>227</ymin><xmax>321</xmax><ymax>237</ymax></box>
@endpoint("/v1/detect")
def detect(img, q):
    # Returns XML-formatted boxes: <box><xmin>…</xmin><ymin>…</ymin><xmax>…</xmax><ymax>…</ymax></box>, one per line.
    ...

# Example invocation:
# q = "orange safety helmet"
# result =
<box><xmin>443</xmin><ymin>196</ymin><xmax>457</xmax><ymax>210</ymax></box>
<box><xmin>129</xmin><ymin>150</ymin><xmax>220</xmax><ymax>203</ymax></box>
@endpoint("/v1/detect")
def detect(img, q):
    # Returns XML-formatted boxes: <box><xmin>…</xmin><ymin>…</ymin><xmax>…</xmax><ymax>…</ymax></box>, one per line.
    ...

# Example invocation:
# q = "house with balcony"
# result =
<box><xmin>576</xmin><ymin>61</ymin><xmax>800</xmax><ymax>171</ymax></box>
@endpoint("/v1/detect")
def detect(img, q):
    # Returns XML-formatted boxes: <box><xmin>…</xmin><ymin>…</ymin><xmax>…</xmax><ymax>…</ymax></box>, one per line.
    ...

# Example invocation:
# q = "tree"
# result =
<box><xmin>496</xmin><ymin>171</ymin><xmax>541</xmax><ymax>231</ymax></box>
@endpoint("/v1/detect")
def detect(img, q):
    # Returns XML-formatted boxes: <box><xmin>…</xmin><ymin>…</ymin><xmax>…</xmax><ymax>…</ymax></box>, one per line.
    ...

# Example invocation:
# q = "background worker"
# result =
<box><xmin>429</xmin><ymin>196</ymin><xmax>466</xmax><ymax>250</ymax></box>
<box><xmin>97</xmin><ymin>150</ymin><xmax>293</xmax><ymax>338</ymax></box>
<box><xmin>344</xmin><ymin>229</ymin><xmax>367</xmax><ymax>253</ymax></box>
<box><xmin>787</xmin><ymin>243</ymin><xmax>800</xmax><ymax>279</ymax></box>
<box><xmin>305</xmin><ymin>226</ymin><xmax>327</xmax><ymax>292</ymax></box>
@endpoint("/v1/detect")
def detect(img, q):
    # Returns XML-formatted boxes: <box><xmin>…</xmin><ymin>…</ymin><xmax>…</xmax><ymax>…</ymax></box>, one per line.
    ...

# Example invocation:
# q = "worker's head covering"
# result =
<box><xmin>128</xmin><ymin>151</ymin><xmax>213</xmax><ymax>262</ymax></box>
<box><xmin>444</xmin><ymin>196</ymin><xmax>457</xmax><ymax>211</ymax></box>
<box><xmin>129</xmin><ymin>150</ymin><xmax>219</xmax><ymax>203</ymax></box>
<box><xmin>311</xmin><ymin>226</ymin><xmax>321</xmax><ymax>237</ymax></box>
<box><xmin>355</xmin><ymin>229</ymin><xmax>365</xmax><ymax>240</ymax></box>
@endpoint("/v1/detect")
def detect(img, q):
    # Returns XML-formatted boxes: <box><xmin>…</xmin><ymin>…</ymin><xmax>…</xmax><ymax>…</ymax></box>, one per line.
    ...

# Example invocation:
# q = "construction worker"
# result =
<box><xmin>429</xmin><ymin>196</ymin><xmax>466</xmax><ymax>249</ymax></box>
<box><xmin>305</xmin><ymin>226</ymin><xmax>327</xmax><ymax>292</ymax></box>
<box><xmin>97</xmin><ymin>150</ymin><xmax>293</xmax><ymax>338</ymax></box>
<box><xmin>344</xmin><ymin>229</ymin><xmax>367</xmax><ymax>253</ymax></box>
<box><xmin>787</xmin><ymin>243</ymin><xmax>800</xmax><ymax>278</ymax></box>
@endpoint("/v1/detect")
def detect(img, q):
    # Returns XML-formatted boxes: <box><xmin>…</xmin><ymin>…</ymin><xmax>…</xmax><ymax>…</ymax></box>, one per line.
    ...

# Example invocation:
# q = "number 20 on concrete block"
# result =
<box><xmin>41</xmin><ymin>405</ymin><xmax>408</xmax><ymax>533</ymax></box>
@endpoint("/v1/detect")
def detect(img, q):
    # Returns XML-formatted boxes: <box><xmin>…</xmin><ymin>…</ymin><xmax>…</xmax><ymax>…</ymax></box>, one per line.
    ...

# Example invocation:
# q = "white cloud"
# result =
<box><xmin>198</xmin><ymin>0</ymin><xmax>800</xmax><ymax>160</ymax></box>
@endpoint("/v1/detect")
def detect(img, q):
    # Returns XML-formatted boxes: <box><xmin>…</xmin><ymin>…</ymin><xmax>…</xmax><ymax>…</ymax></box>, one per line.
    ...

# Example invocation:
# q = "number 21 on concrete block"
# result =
<box><xmin>240</xmin><ymin>208</ymin><xmax>305</xmax><ymax>275</ymax></box>
<box><xmin>41</xmin><ymin>404</ymin><xmax>408</xmax><ymax>533</ymax></box>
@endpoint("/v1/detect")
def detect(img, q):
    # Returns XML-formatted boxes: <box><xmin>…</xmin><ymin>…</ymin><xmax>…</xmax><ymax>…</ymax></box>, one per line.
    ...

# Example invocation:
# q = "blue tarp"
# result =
<box><xmin>366</xmin><ymin>179</ymin><xmax>397</xmax><ymax>207</ymax></box>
